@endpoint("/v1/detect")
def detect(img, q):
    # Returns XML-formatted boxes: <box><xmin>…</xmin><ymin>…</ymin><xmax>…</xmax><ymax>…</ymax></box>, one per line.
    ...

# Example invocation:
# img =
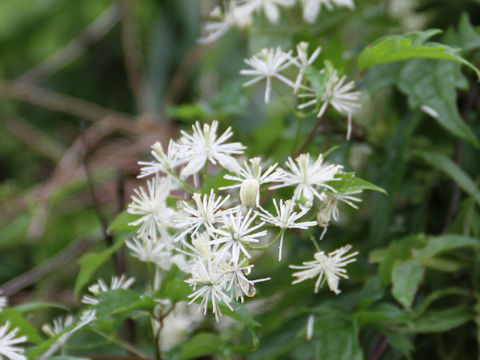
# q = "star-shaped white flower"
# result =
<box><xmin>0</xmin><ymin>322</ymin><xmax>27</xmax><ymax>360</ymax></box>
<box><xmin>128</xmin><ymin>176</ymin><xmax>176</xmax><ymax>242</ymax></box>
<box><xmin>258</xmin><ymin>199</ymin><xmax>317</xmax><ymax>260</ymax></box>
<box><xmin>211</xmin><ymin>208</ymin><xmax>268</xmax><ymax>264</ymax></box>
<box><xmin>177</xmin><ymin>121</ymin><xmax>245</xmax><ymax>177</ymax></box>
<box><xmin>290</xmin><ymin>245</ymin><xmax>358</xmax><ymax>294</ymax></box>
<box><xmin>270</xmin><ymin>154</ymin><xmax>343</xmax><ymax>204</ymax></box>
<box><xmin>292</xmin><ymin>42</ymin><xmax>322</xmax><ymax>93</ymax></box>
<box><xmin>240</xmin><ymin>47</ymin><xmax>295</xmax><ymax>103</ymax></box>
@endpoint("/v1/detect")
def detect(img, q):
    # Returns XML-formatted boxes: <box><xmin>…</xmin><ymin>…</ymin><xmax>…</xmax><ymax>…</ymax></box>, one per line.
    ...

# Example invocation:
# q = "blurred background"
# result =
<box><xmin>1</xmin><ymin>0</ymin><xmax>480</xmax><ymax>358</ymax></box>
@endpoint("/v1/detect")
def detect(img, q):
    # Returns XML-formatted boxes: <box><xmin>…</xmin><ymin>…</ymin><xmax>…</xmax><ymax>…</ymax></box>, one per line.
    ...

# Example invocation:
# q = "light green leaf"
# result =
<box><xmin>15</xmin><ymin>302</ymin><xmax>70</xmax><ymax>313</ymax></box>
<box><xmin>412</xmin><ymin>151</ymin><xmax>480</xmax><ymax>205</ymax></box>
<box><xmin>329</xmin><ymin>172</ymin><xmax>387</xmax><ymax>195</ymax></box>
<box><xmin>74</xmin><ymin>238</ymin><xmax>126</xmax><ymax>297</ymax></box>
<box><xmin>392</xmin><ymin>260</ymin><xmax>424</xmax><ymax>309</ymax></box>
<box><xmin>305</xmin><ymin>66</ymin><xmax>328</xmax><ymax>102</ymax></box>
<box><xmin>358</xmin><ymin>30</ymin><xmax>480</xmax><ymax>78</ymax></box>
<box><xmin>179</xmin><ymin>333</ymin><xmax>225</xmax><ymax>360</ymax></box>
<box><xmin>0</xmin><ymin>308</ymin><xmax>43</xmax><ymax>344</ymax></box>
<box><xmin>416</xmin><ymin>234</ymin><xmax>480</xmax><ymax>260</ymax></box>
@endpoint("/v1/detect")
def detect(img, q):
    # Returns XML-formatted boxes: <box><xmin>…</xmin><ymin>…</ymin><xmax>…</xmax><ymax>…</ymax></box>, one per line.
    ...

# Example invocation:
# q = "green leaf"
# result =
<box><xmin>414</xmin><ymin>287</ymin><xmax>470</xmax><ymax>315</ymax></box>
<box><xmin>50</xmin><ymin>357</ymin><xmax>90</xmax><ymax>360</ymax></box>
<box><xmin>415</xmin><ymin>234</ymin><xmax>480</xmax><ymax>260</ymax></box>
<box><xmin>74</xmin><ymin>238</ymin><xmax>126</xmax><ymax>297</ymax></box>
<box><xmin>221</xmin><ymin>301</ymin><xmax>260</xmax><ymax>347</ymax></box>
<box><xmin>155</xmin><ymin>265</ymin><xmax>190</xmax><ymax>302</ymax></box>
<box><xmin>329</xmin><ymin>172</ymin><xmax>387</xmax><ymax>195</ymax></box>
<box><xmin>391</xmin><ymin>260</ymin><xmax>424</xmax><ymax>309</ymax></box>
<box><xmin>408</xmin><ymin>306</ymin><xmax>474</xmax><ymax>333</ymax></box>
<box><xmin>313</xmin><ymin>315</ymin><xmax>362</xmax><ymax>360</ymax></box>
<box><xmin>107</xmin><ymin>210</ymin><xmax>137</xmax><ymax>233</ymax></box>
<box><xmin>358</xmin><ymin>30</ymin><xmax>480</xmax><ymax>78</ymax></box>
<box><xmin>305</xmin><ymin>66</ymin><xmax>328</xmax><ymax>102</ymax></box>
<box><xmin>179</xmin><ymin>333</ymin><xmax>225</xmax><ymax>360</ymax></box>
<box><xmin>15</xmin><ymin>302</ymin><xmax>70</xmax><ymax>313</ymax></box>
<box><xmin>0</xmin><ymin>308</ymin><xmax>43</xmax><ymax>344</ymax></box>
<box><xmin>399</xmin><ymin>59</ymin><xmax>477</xmax><ymax>146</ymax></box>
<box><xmin>95</xmin><ymin>289</ymin><xmax>156</xmax><ymax>317</ymax></box>
<box><xmin>378</xmin><ymin>234</ymin><xmax>427</xmax><ymax>285</ymax></box>
<box><xmin>412</xmin><ymin>151</ymin><xmax>480</xmax><ymax>205</ymax></box>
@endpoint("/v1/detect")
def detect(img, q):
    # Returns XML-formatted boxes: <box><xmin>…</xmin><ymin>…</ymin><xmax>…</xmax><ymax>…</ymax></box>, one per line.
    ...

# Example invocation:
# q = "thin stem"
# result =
<box><xmin>167</xmin><ymin>169</ymin><xmax>196</xmax><ymax>194</ymax></box>
<box><xmin>309</xmin><ymin>235</ymin><xmax>321</xmax><ymax>252</ymax></box>
<box><xmin>292</xmin><ymin>116</ymin><xmax>303</xmax><ymax>155</ymax></box>
<box><xmin>295</xmin><ymin>113</ymin><xmax>326</xmax><ymax>157</ymax></box>
<box><xmin>273</xmin><ymin>84</ymin><xmax>306</xmax><ymax>119</ymax></box>
<box><xmin>250</xmin><ymin>229</ymin><xmax>285</xmax><ymax>251</ymax></box>
<box><xmin>92</xmin><ymin>329</ymin><xmax>150</xmax><ymax>360</ymax></box>
<box><xmin>202</xmin><ymin>161</ymin><xmax>209</xmax><ymax>192</ymax></box>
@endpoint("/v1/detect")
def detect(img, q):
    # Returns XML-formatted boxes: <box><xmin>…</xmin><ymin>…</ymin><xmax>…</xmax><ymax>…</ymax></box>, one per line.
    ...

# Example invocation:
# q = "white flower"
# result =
<box><xmin>211</xmin><ymin>209</ymin><xmax>268</xmax><ymax>264</ymax></box>
<box><xmin>128</xmin><ymin>176</ymin><xmax>176</xmax><ymax>242</ymax></box>
<box><xmin>258</xmin><ymin>199</ymin><xmax>317</xmax><ymax>260</ymax></box>
<box><xmin>186</xmin><ymin>259</ymin><xmax>232</xmax><ymax>321</ymax></box>
<box><xmin>301</xmin><ymin>0</ymin><xmax>355</xmax><ymax>23</ymax></box>
<box><xmin>292</xmin><ymin>42</ymin><xmax>322</xmax><ymax>93</ymax></box>
<box><xmin>244</xmin><ymin>0</ymin><xmax>295</xmax><ymax>23</ymax></box>
<box><xmin>177</xmin><ymin>121</ymin><xmax>245</xmax><ymax>177</ymax></box>
<box><xmin>126</xmin><ymin>236</ymin><xmax>187</xmax><ymax>271</ymax></box>
<box><xmin>290</xmin><ymin>245</ymin><xmax>358</xmax><ymax>294</ymax></box>
<box><xmin>240</xmin><ymin>47</ymin><xmax>295</xmax><ymax>103</ymax></box>
<box><xmin>41</xmin><ymin>315</ymin><xmax>74</xmax><ymax>338</ymax></box>
<box><xmin>0</xmin><ymin>322</ymin><xmax>27</xmax><ymax>360</ymax></box>
<box><xmin>138</xmin><ymin>140</ymin><xmax>183</xmax><ymax>179</ymax></box>
<box><xmin>199</xmin><ymin>4</ymin><xmax>253</xmax><ymax>44</ymax></box>
<box><xmin>82</xmin><ymin>275</ymin><xmax>135</xmax><ymax>305</ymax></box>
<box><xmin>176</xmin><ymin>191</ymin><xmax>233</xmax><ymax>239</ymax></box>
<box><xmin>270</xmin><ymin>154</ymin><xmax>343</xmax><ymax>204</ymax></box>
<box><xmin>298</xmin><ymin>66</ymin><xmax>361</xmax><ymax>139</ymax></box>
<box><xmin>222</xmin><ymin>157</ymin><xmax>278</xmax><ymax>190</ymax></box>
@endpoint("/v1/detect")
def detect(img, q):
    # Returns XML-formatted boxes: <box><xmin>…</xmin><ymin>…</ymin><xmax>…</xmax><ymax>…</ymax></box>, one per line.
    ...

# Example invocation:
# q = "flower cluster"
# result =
<box><xmin>126</xmin><ymin>120</ymin><xmax>360</xmax><ymax>320</ymax></box>
<box><xmin>241</xmin><ymin>42</ymin><xmax>361</xmax><ymax>139</ymax></box>
<box><xmin>200</xmin><ymin>0</ymin><xmax>355</xmax><ymax>43</ymax></box>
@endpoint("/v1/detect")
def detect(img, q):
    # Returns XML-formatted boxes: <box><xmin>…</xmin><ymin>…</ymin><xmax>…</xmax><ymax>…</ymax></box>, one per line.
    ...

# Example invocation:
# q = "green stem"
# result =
<box><xmin>310</xmin><ymin>235</ymin><xmax>321</xmax><ymax>252</ymax></box>
<box><xmin>202</xmin><ymin>161</ymin><xmax>209</xmax><ymax>192</ymax></box>
<box><xmin>292</xmin><ymin>116</ymin><xmax>303</xmax><ymax>155</ymax></box>
<box><xmin>92</xmin><ymin>329</ymin><xmax>149</xmax><ymax>360</ymax></box>
<box><xmin>250</xmin><ymin>229</ymin><xmax>285</xmax><ymax>251</ymax></box>
<box><xmin>167</xmin><ymin>169</ymin><xmax>196</xmax><ymax>194</ymax></box>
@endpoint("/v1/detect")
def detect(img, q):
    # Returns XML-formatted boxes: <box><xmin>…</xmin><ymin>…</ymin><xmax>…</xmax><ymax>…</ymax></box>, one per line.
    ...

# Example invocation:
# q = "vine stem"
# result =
<box><xmin>92</xmin><ymin>329</ymin><xmax>150</xmax><ymax>360</ymax></box>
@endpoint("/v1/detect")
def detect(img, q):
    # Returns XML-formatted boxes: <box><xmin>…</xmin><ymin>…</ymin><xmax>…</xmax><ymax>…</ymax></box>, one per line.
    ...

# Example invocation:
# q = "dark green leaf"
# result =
<box><xmin>95</xmin><ymin>289</ymin><xmax>156</xmax><ymax>317</ymax></box>
<box><xmin>412</xmin><ymin>151</ymin><xmax>480</xmax><ymax>205</ymax></box>
<box><xmin>408</xmin><ymin>306</ymin><xmax>474</xmax><ymax>333</ymax></box>
<box><xmin>0</xmin><ymin>308</ymin><xmax>43</xmax><ymax>344</ymax></box>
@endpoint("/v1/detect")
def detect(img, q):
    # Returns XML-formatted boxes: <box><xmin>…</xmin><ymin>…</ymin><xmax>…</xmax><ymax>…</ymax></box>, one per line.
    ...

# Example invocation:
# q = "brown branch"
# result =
<box><xmin>18</xmin><ymin>4</ymin><xmax>123</xmax><ymax>84</ymax></box>
<box><xmin>3</xmin><ymin>115</ymin><xmax>65</xmax><ymax>161</ymax></box>
<box><xmin>0</xmin><ymin>81</ymin><xmax>133</xmax><ymax>123</ymax></box>
<box><xmin>295</xmin><ymin>114</ymin><xmax>327</xmax><ymax>157</ymax></box>
<box><xmin>0</xmin><ymin>235</ymin><xmax>99</xmax><ymax>296</ymax></box>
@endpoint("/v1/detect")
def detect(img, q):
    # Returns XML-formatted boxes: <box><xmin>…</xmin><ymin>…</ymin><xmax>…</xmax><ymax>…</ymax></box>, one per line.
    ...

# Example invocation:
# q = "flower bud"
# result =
<box><xmin>240</xmin><ymin>178</ymin><xmax>259</xmax><ymax>207</ymax></box>
<box><xmin>316</xmin><ymin>199</ymin><xmax>337</xmax><ymax>228</ymax></box>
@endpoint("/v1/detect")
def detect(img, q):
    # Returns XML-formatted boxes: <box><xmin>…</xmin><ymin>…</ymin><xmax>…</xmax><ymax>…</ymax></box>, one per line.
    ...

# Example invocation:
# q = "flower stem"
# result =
<box><xmin>250</xmin><ymin>229</ymin><xmax>285</xmax><ymax>251</ymax></box>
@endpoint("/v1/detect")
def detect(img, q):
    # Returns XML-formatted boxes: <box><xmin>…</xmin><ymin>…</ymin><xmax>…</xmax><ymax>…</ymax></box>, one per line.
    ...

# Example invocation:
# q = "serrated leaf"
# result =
<box><xmin>74</xmin><ymin>238</ymin><xmax>126</xmax><ymax>297</ymax></box>
<box><xmin>329</xmin><ymin>172</ymin><xmax>387</xmax><ymax>195</ymax></box>
<box><xmin>0</xmin><ymin>308</ymin><xmax>43</xmax><ymax>344</ymax></box>
<box><xmin>412</xmin><ymin>151</ymin><xmax>480</xmax><ymax>205</ymax></box>
<box><xmin>107</xmin><ymin>210</ymin><xmax>137</xmax><ymax>233</ymax></box>
<box><xmin>179</xmin><ymin>333</ymin><xmax>225</xmax><ymax>360</ymax></box>
<box><xmin>358</xmin><ymin>30</ymin><xmax>480</xmax><ymax>78</ymax></box>
<box><xmin>392</xmin><ymin>260</ymin><xmax>424</xmax><ymax>309</ymax></box>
